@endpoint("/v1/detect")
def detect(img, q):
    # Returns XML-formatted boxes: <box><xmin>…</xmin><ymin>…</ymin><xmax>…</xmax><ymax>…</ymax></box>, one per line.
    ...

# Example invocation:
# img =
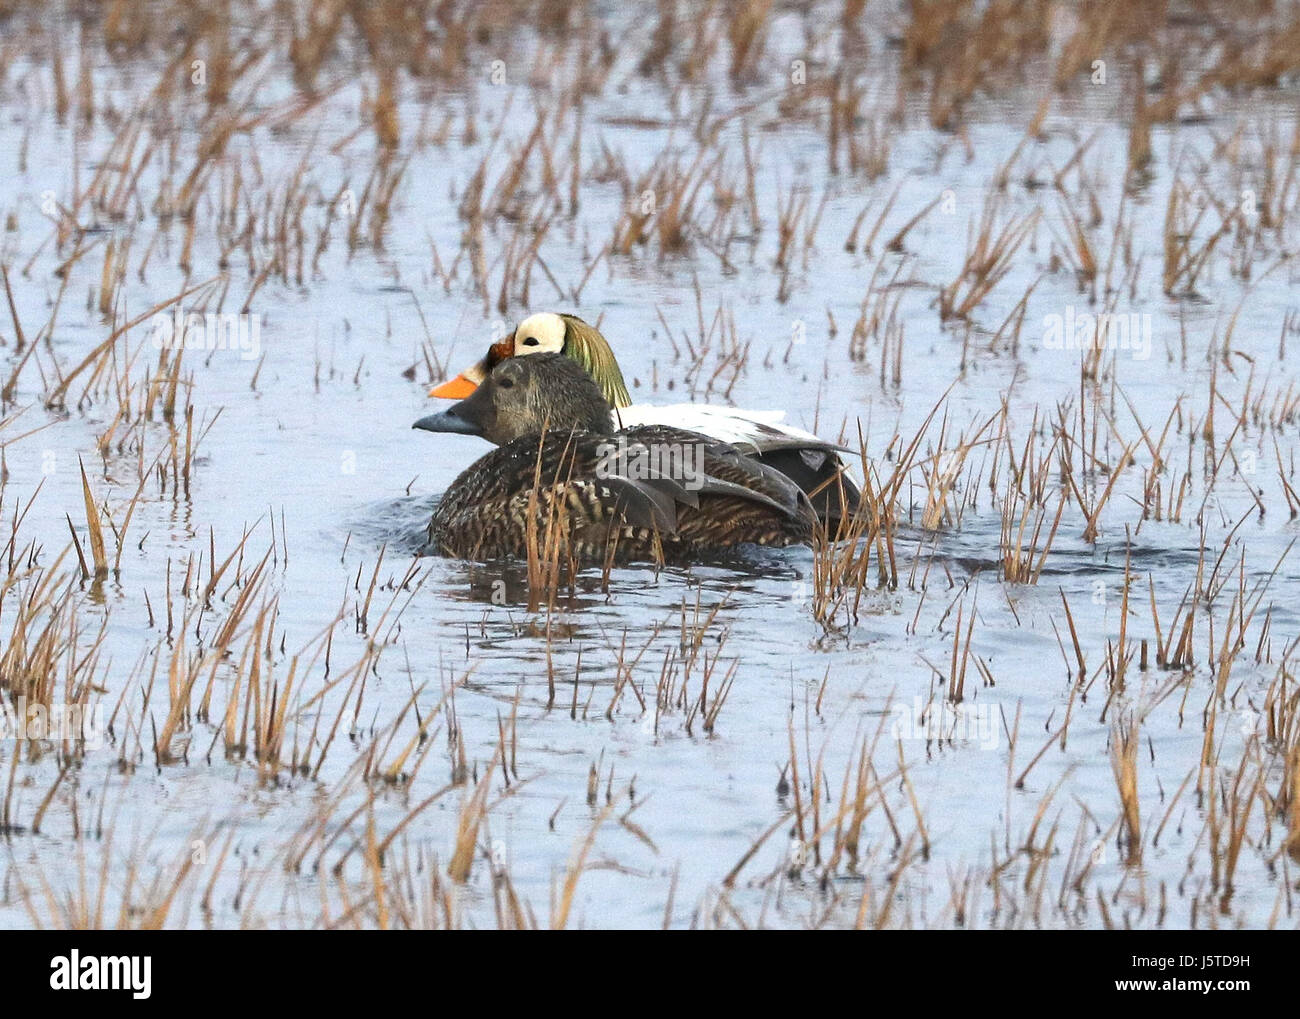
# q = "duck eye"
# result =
<box><xmin>497</xmin><ymin>377</ymin><xmax>515</xmax><ymax>389</ymax></box>
<box><xmin>521</xmin><ymin>337</ymin><xmax>539</xmax><ymax>347</ymax></box>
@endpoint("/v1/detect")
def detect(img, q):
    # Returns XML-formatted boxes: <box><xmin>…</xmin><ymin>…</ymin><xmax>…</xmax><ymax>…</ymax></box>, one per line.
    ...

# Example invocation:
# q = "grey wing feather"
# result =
<box><xmin>692</xmin><ymin>475</ymin><xmax>793</xmax><ymax>516</ymax></box>
<box><xmin>617</xmin><ymin>425</ymin><xmax>814</xmax><ymax>522</ymax></box>
<box><xmin>601</xmin><ymin>474</ymin><xmax>682</xmax><ymax>532</ymax></box>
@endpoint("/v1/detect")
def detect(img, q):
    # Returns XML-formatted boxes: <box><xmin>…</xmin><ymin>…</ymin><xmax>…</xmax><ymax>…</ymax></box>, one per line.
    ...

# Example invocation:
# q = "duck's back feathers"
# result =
<box><xmin>615</xmin><ymin>404</ymin><xmax>860</xmax><ymax>526</ymax></box>
<box><xmin>427</xmin><ymin>424</ymin><xmax>815</xmax><ymax>562</ymax></box>
<box><xmin>613</xmin><ymin>403</ymin><xmax>840</xmax><ymax>454</ymax></box>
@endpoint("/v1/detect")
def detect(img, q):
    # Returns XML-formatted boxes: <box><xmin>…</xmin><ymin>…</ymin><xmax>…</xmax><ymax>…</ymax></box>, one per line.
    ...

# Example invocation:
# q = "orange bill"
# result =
<box><xmin>428</xmin><ymin>373</ymin><xmax>479</xmax><ymax>399</ymax></box>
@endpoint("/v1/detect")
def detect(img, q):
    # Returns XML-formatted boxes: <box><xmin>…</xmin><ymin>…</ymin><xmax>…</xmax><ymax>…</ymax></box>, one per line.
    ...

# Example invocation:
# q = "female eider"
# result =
<box><xmin>413</xmin><ymin>354</ymin><xmax>816</xmax><ymax>562</ymax></box>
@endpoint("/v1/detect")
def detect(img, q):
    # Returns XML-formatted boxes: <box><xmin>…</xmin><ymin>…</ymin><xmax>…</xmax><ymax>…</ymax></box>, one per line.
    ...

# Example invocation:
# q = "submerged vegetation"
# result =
<box><xmin>0</xmin><ymin>0</ymin><xmax>1297</xmax><ymax>928</ymax></box>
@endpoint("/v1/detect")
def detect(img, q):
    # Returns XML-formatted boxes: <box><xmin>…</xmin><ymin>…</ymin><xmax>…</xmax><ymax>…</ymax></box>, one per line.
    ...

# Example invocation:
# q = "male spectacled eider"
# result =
<box><xmin>429</xmin><ymin>312</ymin><xmax>860</xmax><ymax>527</ymax></box>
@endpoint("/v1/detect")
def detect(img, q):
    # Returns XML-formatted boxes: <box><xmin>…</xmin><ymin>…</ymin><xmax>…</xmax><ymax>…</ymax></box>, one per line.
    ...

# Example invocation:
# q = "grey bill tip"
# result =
<box><xmin>412</xmin><ymin>410</ymin><xmax>480</xmax><ymax>436</ymax></box>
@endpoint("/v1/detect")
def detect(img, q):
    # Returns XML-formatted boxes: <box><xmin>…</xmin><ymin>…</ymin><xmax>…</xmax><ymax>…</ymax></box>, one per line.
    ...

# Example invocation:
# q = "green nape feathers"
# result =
<box><xmin>559</xmin><ymin>314</ymin><xmax>632</xmax><ymax>409</ymax></box>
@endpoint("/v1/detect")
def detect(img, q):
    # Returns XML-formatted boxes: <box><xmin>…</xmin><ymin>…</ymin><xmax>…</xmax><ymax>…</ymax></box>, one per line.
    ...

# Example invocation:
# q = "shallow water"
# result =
<box><xmin>0</xmin><ymin>3</ymin><xmax>1298</xmax><ymax>928</ymax></box>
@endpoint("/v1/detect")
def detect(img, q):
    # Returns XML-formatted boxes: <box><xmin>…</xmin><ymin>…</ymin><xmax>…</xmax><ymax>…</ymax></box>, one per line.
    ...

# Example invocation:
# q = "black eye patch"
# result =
<box><xmin>497</xmin><ymin>377</ymin><xmax>515</xmax><ymax>389</ymax></box>
<box><xmin>521</xmin><ymin>337</ymin><xmax>539</xmax><ymax>346</ymax></box>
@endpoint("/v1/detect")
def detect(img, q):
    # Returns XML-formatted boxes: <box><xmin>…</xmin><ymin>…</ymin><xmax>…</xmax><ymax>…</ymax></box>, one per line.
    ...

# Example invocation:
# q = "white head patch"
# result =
<box><xmin>513</xmin><ymin>312</ymin><xmax>567</xmax><ymax>354</ymax></box>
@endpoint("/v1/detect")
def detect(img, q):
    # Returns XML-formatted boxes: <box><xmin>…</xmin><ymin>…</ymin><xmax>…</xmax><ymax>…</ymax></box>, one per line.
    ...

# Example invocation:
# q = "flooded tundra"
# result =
<box><xmin>0</xmin><ymin>0</ymin><xmax>1299</xmax><ymax>929</ymax></box>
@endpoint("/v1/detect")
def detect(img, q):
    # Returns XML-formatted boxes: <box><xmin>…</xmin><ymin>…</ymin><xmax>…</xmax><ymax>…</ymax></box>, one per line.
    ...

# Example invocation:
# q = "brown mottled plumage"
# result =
<box><xmin>413</xmin><ymin>355</ymin><xmax>815</xmax><ymax>562</ymax></box>
<box><xmin>428</xmin><ymin>312</ymin><xmax>859</xmax><ymax>526</ymax></box>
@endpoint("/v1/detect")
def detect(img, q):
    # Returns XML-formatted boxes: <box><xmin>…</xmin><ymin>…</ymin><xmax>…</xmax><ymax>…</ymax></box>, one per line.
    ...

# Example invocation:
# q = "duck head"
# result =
<box><xmin>414</xmin><ymin>353</ymin><xmax>615</xmax><ymax>445</ymax></box>
<box><xmin>428</xmin><ymin>312</ymin><xmax>632</xmax><ymax>408</ymax></box>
